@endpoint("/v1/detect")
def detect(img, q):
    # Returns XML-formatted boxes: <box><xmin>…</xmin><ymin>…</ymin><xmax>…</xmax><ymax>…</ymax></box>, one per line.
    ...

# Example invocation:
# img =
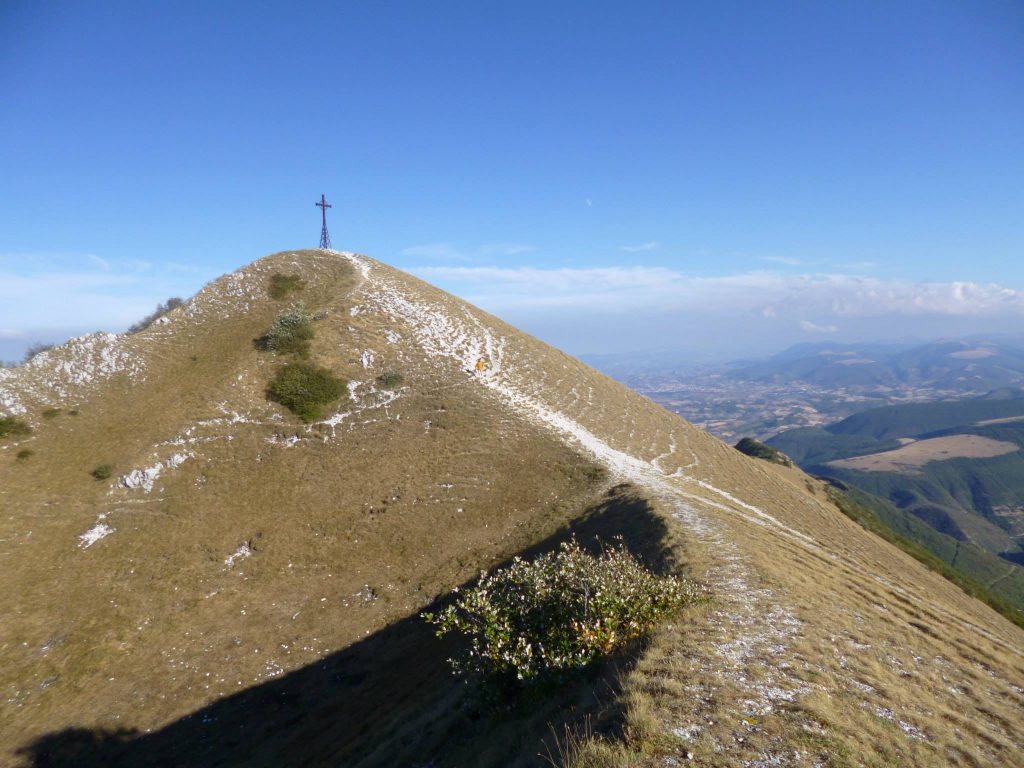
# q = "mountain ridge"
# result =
<box><xmin>2</xmin><ymin>250</ymin><xmax>1023</xmax><ymax>766</ymax></box>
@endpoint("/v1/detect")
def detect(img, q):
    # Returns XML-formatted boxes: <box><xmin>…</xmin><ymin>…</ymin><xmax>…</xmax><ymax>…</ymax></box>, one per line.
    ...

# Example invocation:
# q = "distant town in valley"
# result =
<box><xmin>587</xmin><ymin>337</ymin><xmax>1024</xmax><ymax>442</ymax></box>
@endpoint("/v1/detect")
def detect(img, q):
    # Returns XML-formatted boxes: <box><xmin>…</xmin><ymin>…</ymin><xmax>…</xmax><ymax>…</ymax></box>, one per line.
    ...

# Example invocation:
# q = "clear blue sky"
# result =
<box><xmin>2</xmin><ymin>1</ymin><xmax>1022</xmax><ymax>361</ymax></box>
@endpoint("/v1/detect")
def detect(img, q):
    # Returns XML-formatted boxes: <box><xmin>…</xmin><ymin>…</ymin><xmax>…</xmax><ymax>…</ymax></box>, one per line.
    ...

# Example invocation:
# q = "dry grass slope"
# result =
<box><xmin>1</xmin><ymin>249</ymin><xmax>1022</xmax><ymax>767</ymax></box>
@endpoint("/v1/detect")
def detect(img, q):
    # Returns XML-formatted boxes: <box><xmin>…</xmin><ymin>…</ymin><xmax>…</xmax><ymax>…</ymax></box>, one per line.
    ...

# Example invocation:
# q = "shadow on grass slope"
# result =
<box><xmin>18</xmin><ymin>486</ymin><xmax>686</xmax><ymax>768</ymax></box>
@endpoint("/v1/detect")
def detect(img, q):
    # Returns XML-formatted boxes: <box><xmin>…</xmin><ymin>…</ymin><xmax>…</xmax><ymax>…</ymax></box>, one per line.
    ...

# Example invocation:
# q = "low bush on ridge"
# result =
<box><xmin>424</xmin><ymin>539</ymin><xmax>706</xmax><ymax>695</ymax></box>
<box><xmin>266</xmin><ymin>303</ymin><xmax>314</xmax><ymax>358</ymax></box>
<box><xmin>128</xmin><ymin>298</ymin><xmax>183</xmax><ymax>334</ymax></box>
<box><xmin>267</xmin><ymin>361</ymin><xmax>346</xmax><ymax>422</ymax></box>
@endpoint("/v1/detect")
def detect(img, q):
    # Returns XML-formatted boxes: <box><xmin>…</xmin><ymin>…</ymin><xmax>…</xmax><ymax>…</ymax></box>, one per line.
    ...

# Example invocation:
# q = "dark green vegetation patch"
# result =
<box><xmin>268</xmin><ymin>272</ymin><xmax>305</xmax><ymax>300</ymax></box>
<box><xmin>91</xmin><ymin>464</ymin><xmax>114</xmax><ymax>481</ymax></box>
<box><xmin>377</xmin><ymin>370</ymin><xmax>403</xmax><ymax>388</ymax></box>
<box><xmin>268</xmin><ymin>361</ymin><xmax>346</xmax><ymax>422</ymax></box>
<box><xmin>735</xmin><ymin>436</ymin><xmax>792</xmax><ymax>466</ymax></box>
<box><xmin>0</xmin><ymin>416</ymin><xmax>31</xmax><ymax>439</ymax></box>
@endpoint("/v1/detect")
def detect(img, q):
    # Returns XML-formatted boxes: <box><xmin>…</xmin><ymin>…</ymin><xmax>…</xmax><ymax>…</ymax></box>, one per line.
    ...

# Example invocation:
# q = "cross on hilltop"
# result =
<box><xmin>316</xmin><ymin>194</ymin><xmax>332</xmax><ymax>250</ymax></box>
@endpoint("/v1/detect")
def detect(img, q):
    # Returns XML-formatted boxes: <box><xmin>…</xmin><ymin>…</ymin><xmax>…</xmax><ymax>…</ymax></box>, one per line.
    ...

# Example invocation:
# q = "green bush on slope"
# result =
<box><xmin>266</xmin><ymin>303</ymin><xmax>315</xmax><ymax>358</ymax></box>
<box><xmin>267</xmin><ymin>361</ymin><xmax>345</xmax><ymax>423</ymax></box>
<box><xmin>735</xmin><ymin>436</ymin><xmax>792</xmax><ymax>466</ymax></box>
<box><xmin>424</xmin><ymin>539</ymin><xmax>706</xmax><ymax>695</ymax></box>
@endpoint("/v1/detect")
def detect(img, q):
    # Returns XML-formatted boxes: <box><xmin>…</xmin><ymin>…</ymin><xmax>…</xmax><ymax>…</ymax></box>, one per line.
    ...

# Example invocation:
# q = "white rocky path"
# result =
<box><xmin>340</xmin><ymin>251</ymin><xmax>814</xmax><ymax>724</ymax></box>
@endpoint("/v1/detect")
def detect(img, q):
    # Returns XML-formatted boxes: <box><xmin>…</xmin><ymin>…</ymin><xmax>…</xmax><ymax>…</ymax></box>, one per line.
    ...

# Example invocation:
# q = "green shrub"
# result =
<box><xmin>91</xmin><ymin>464</ymin><xmax>114</xmax><ymax>481</ymax></box>
<box><xmin>268</xmin><ymin>273</ymin><xmax>305</xmax><ymax>300</ymax></box>
<box><xmin>734</xmin><ymin>437</ymin><xmax>792</xmax><ymax>467</ymax></box>
<box><xmin>16</xmin><ymin>448</ymin><xmax>33</xmax><ymax>460</ymax></box>
<box><xmin>128</xmin><ymin>297</ymin><xmax>183</xmax><ymax>334</ymax></box>
<box><xmin>377</xmin><ymin>370</ymin><xmax>403</xmax><ymax>388</ymax></box>
<box><xmin>424</xmin><ymin>540</ymin><xmax>706</xmax><ymax>693</ymax></box>
<box><xmin>266</xmin><ymin>303</ymin><xmax>314</xmax><ymax>358</ymax></box>
<box><xmin>0</xmin><ymin>416</ymin><xmax>31</xmax><ymax>439</ymax></box>
<box><xmin>267</xmin><ymin>361</ymin><xmax>346</xmax><ymax>422</ymax></box>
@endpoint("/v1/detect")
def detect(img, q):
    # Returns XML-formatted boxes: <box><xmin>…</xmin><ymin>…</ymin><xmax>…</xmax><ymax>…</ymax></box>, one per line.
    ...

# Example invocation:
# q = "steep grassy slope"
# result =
<box><xmin>3</xmin><ymin>250</ymin><xmax>1024</xmax><ymax>767</ymax></box>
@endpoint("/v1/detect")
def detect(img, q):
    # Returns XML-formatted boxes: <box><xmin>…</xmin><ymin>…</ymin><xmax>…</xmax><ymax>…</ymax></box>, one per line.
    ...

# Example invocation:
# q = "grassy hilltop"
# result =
<box><xmin>2</xmin><ymin>250</ymin><xmax>1023</xmax><ymax>767</ymax></box>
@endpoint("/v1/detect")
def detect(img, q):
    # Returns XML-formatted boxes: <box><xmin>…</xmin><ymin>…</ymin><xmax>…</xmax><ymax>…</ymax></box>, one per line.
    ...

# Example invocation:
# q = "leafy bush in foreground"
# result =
<box><xmin>267</xmin><ymin>361</ymin><xmax>345</xmax><ymax>422</ymax></box>
<box><xmin>268</xmin><ymin>273</ymin><xmax>305</xmax><ymax>300</ymax></box>
<box><xmin>0</xmin><ymin>416</ymin><xmax>32</xmax><ymax>439</ymax></box>
<box><xmin>425</xmin><ymin>540</ymin><xmax>706</xmax><ymax>691</ymax></box>
<box><xmin>266</xmin><ymin>303</ymin><xmax>314</xmax><ymax>357</ymax></box>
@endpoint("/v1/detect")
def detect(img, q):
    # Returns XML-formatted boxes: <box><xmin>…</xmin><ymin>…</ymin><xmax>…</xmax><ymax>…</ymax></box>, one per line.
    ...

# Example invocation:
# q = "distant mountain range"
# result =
<box><xmin>731</xmin><ymin>338</ymin><xmax>1024</xmax><ymax>394</ymax></box>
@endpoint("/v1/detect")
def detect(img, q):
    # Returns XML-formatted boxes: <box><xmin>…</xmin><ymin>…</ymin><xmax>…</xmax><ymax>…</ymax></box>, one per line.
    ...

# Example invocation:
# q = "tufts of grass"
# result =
<box><xmin>41</xmin><ymin>408</ymin><xmax>61</xmax><ymax>419</ymax></box>
<box><xmin>16</xmin><ymin>448</ymin><xmax>34</xmax><ymax>460</ymax></box>
<box><xmin>91</xmin><ymin>464</ymin><xmax>114</xmax><ymax>481</ymax></box>
<box><xmin>376</xmin><ymin>370</ymin><xmax>403</xmax><ymax>388</ymax></box>
<box><xmin>0</xmin><ymin>416</ymin><xmax>32</xmax><ymax>439</ymax></box>
<box><xmin>267</xmin><ymin>361</ymin><xmax>346</xmax><ymax>423</ymax></box>
<box><xmin>827</xmin><ymin>487</ymin><xmax>1024</xmax><ymax>630</ymax></box>
<box><xmin>268</xmin><ymin>273</ymin><xmax>305</xmax><ymax>300</ymax></box>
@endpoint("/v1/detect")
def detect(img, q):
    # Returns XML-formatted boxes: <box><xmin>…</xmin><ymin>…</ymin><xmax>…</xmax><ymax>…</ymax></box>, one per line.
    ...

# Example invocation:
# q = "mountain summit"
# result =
<box><xmin>2</xmin><ymin>250</ymin><xmax>1022</xmax><ymax>766</ymax></box>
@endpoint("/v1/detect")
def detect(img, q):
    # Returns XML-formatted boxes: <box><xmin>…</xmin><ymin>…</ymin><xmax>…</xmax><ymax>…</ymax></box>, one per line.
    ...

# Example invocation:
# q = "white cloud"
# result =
<box><xmin>412</xmin><ymin>265</ymin><xmax>1024</xmax><ymax>320</ymax></box>
<box><xmin>399</xmin><ymin>242</ymin><xmax>535</xmax><ymax>262</ymax></box>
<box><xmin>759</xmin><ymin>255</ymin><xmax>801</xmax><ymax>266</ymax></box>
<box><xmin>87</xmin><ymin>254</ymin><xmax>112</xmax><ymax>271</ymax></box>
<box><xmin>480</xmin><ymin>243</ymin><xmax>535</xmax><ymax>256</ymax></box>
<box><xmin>0</xmin><ymin>253</ymin><xmax>214</xmax><ymax>338</ymax></box>
<box><xmin>800</xmin><ymin>319</ymin><xmax>839</xmax><ymax>333</ymax></box>
<box><xmin>621</xmin><ymin>241</ymin><xmax>660</xmax><ymax>253</ymax></box>
<box><xmin>837</xmin><ymin>260</ymin><xmax>878</xmax><ymax>271</ymax></box>
<box><xmin>399</xmin><ymin>243</ymin><xmax>468</xmax><ymax>261</ymax></box>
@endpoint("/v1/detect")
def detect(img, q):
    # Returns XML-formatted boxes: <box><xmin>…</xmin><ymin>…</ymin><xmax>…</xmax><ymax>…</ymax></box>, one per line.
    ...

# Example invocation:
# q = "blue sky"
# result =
<box><xmin>1</xmin><ymin>1</ymin><xmax>1022</xmax><ymax>361</ymax></box>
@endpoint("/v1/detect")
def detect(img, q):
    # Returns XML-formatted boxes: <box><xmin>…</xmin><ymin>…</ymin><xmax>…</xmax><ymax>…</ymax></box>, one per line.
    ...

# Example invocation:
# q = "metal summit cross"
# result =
<box><xmin>316</xmin><ymin>194</ymin><xmax>332</xmax><ymax>250</ymax></box>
